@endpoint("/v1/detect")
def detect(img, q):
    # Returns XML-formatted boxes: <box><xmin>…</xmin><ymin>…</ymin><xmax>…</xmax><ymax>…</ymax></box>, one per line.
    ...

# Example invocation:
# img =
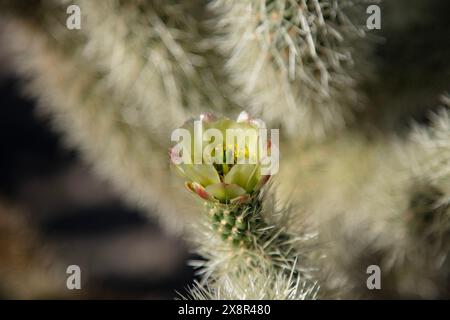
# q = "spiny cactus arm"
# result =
<box><xmin>2</xmin><ymin>17</ymin><xmax>192</xmax><ymax>231</ymax></box>
<box><xmin>185</xmin><ymin>192</ymin><xmax>319</xmax><ymax>300</ymax></box>
<box><xmin>411</xmin><ymin>95</ymin><xmax>450</xmax><ymax>187</ymax></box>
<box><xmin>170</xmin><ymin>113</ymin><xmax>318</xmax><ymax>299</ymax></box>
<box><xmin>321</xmin><ymin>96</ymin><xmax>450</xmax><ymax>299</ymax></box>
<box><xmin>210</xmin><ymin>0</ymin><xmax>377</xmax><ymax>138</ymax></box>
<box><xmin>407</xmin><ymin>95</ymin><xmax>450</xmax><ymax>251</ymax></box>
<box><xmin>392</xmin><ymin>95</ymin><xmax>450</xmax><ymax>298</ymax></box>
<box><xmin>72</xmin><ymin>0</ymin><xmax>240</xmax><ymax>143</ymax></box>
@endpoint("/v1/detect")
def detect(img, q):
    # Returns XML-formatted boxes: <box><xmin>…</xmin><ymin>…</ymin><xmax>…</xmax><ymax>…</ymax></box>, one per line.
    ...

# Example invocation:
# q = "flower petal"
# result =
<box><xmin>181</xmin><ymin>164</ymin><xmax>221</xmax><ymax>187</ymax></box>
<box><xmin>223</xmin><ymin>164</ymin><xmax>259</xmax><ymax>193</ymax></box>
<box><xmin>199</xmin><ymin>113</ymin><xmax>216</xmax><ymax>123</ymax></box>
<box><xmin>250</xmin><ymin>118</ymin><xmax>266</xmax><ymax>129</ymax></box>
<box><xmin>185</xmin><ymin>182</ymin><xmax>215</xmax><ymax>201</ymax></box>
<box><xmin>213</xmin><ymin>118</ymin><xmax>235</xmax><ymax>134</ymax></box>
<box><xmin>254</xmin><ymin>175</ymin><xmax>271</xmax><ymax>191</ymax></box>
<box><xmin>169</xmin><ymin>147</ymin><xmax>185</xmax><ymax>165</ymax></box>
<box><xmin>237</xmin><ymin>111</ymin><xmax>250</xmax><ymax>123</ymax></box>
<box><xmin>205</xmin><ymin>183</ymin><xmax>247</xmax><ymax>202</ymax></box>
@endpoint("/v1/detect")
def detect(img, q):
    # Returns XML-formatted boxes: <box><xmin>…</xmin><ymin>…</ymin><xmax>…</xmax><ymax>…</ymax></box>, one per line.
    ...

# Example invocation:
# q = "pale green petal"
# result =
<box><xmin>205</xmin><ymin>183</ymin><xmax>247</xmax><ymax>202</ymax></box>
<box><xmin>213</xmin><ymin>119</ymin><xmax>234</xmax><ymax>136</ymax></box>
<box><xmin>223</xmin><ymin>164</ymin><xmax>260</xmax><ymax>193</ymax></box>
<box><xmin>245</xmin><ymin>165</ymin><xmax>260</xmax><ymax>192</ymax></box>
<box><xmin>182</xmin><ymin>164</ymin><xmax>220</xmax><ymax>187</ymax></box>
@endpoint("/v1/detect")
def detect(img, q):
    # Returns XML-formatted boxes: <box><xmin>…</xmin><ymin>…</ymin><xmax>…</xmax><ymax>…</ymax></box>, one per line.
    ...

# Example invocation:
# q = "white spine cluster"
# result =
<box><xmin>210</xmin><ymin>0</ymin><xmax>372</xmax><ymax>138</ymax></box>
<box><xmin>185</xmin><ymin>191</ymin><xmax>319</xmax><ymax>300</ymax></box>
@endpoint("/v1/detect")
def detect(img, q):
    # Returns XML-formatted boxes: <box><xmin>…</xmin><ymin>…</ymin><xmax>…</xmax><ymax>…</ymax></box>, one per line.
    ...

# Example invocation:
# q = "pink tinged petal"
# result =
<box><xmin>255</xmin><ymin>175</ymin><xmax>271</xmax><ymax>191</ymax></box>
<box><xmin>180</xmin><ymin>117</ymin><xmax>196</xmax><ymax>130</ymax></box>
<box><xmin>199</xmin><ymin>113</ymin><xmax>216</xmax><ymax>123</ymax></box>
<box><xmin>237</xmin><ymin>111</ymin><xmax>250</xmax><ymax>123</ymax></box>
<box><xmin>185</xmin><ymin>181</ymin><xmax>196</xmax><ymax>194</ymax></box>
<box><xmin>223</xmin><ymin>164</ymin><xmax>260</xmax><ymax>193</ymax></box>
<box><xmin>169</xmin><ymin>147</ymin><xmax>182</xmax><ymax>164</ymax></box>
<box><xmin>185</xmin><ymin>182</ymin><xmax>215</xmax><ymax>201</ymax></box>
<box><xmin>260</xmin><ymin>139</ymin><xmax>272</xmax><ymax>154</ymax></box>
<box><xmin>250</xmin><ymin>118</ymin><xmax>266</xmax><ymax>129</ymax></box>
<box><xmin>185</xmin><ymin>181</ymin><xmax>197</xmax><ymax>196</ymax></box>
<box><xmin>205</xmin><ymin>183</ymin><xmax>247</xmax><ymax>202</ymax></box>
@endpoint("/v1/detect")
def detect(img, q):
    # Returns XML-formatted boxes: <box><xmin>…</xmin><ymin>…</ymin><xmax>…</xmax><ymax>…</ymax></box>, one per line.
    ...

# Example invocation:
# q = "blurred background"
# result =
<box><xmin>0</xmin><ymin>49</ymin><xmax>195</xmax><ymax>299</ymax></box>
<box><xmin>0</xmin><ymin>0</ymin><xmax>449</xmax><ymax>300</ymax></box>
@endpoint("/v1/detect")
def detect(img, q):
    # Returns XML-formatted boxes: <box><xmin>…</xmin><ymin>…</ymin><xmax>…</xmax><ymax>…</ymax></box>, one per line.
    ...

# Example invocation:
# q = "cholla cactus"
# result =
<box><xmin>171</xmin><ymin>112</ymin><xmax>273</xmax><ymax>247</ymax></box>
<box><xmin>171</xmin><ymin>112</ymin><xmax>270</xmax><ymax>204</ymax></box>
<box><xmin>2</xmin><ymin>0</ymin><xmax>450</xmax><ymax>300</ymax></box>
<box><xmin>210</xmin><ymin>0</ymin><xmax>372</xmax><ymax>137</ymax></box>
<box><xmin>171</xmin><ymin>112</ymin><xmax>317</xmax><ymax>299</ymax></box>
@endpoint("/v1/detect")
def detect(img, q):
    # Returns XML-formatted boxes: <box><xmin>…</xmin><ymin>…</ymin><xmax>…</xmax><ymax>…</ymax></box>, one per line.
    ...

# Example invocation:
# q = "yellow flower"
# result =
<box><xmin>170</xmin><ymin>112</ymin><xmax>270</xmax><ymax>204</ymax></box>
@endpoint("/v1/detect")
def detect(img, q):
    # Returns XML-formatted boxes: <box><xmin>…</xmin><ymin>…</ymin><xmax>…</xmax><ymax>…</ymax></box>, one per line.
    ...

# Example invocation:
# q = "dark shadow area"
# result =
<box><xmin>0</xmin><ymin>75</ymin><xmax>195</xmax><ymax>299</ymax></box>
